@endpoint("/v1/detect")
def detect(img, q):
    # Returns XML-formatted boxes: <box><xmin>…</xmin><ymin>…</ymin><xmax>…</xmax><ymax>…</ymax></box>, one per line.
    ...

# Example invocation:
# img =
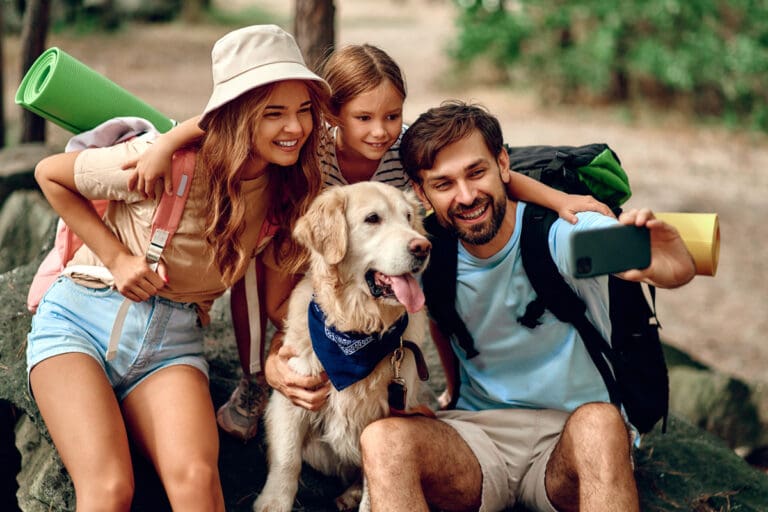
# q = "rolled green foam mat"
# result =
<box><xmin>15</xmin><ymin>47</ymin><xmax>174</xmax><ymax>134</ymax></box>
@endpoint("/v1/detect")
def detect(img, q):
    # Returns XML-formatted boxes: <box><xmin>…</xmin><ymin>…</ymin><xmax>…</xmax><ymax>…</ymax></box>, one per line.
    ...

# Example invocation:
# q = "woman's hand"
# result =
<box><xmin>109</xmin><ymin>253</ymin><xmax>167</xmax><ymax>302</ymax></box>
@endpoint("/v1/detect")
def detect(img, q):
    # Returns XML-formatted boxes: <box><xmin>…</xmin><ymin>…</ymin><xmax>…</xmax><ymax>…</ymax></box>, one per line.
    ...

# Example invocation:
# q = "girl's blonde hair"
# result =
<box><xmin>197</xmin><ymin>80</ymin><xmax>331</xmax><ymax>285</ymax></box>
<box><xmin>320</xmin><ymin>44</ymin><xmax>406</xmax><ymax>117</ymax></box>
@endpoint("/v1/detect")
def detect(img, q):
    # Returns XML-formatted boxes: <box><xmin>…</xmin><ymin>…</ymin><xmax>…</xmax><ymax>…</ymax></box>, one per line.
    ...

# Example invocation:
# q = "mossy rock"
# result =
<box><xmin>2</xmin><ymin>257</ymin><xmax>768</xmax><ymax>510</ymax></box>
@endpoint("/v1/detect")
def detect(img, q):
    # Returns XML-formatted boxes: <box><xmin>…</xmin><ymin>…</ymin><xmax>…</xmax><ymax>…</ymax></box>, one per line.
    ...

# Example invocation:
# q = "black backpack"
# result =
<box><xmin>422</xmin><ymin>143</ymin><xmax>669</xmax><ymax>434</ymax></box>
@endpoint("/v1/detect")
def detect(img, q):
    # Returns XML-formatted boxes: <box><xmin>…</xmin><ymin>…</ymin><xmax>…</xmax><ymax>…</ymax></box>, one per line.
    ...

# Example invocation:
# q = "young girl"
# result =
<box><xmin>133</xmin><ymin>43</ymin><xmax>611</xmax><ymax>442</ymax></box>
<box><xmin>27</xmin><ymin>25</ymin><xmax>330</xmax><ymax>510</ymax></box>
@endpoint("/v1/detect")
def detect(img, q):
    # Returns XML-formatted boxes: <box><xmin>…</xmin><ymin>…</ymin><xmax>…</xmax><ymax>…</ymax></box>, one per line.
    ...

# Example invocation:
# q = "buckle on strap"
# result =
<box><xmin>146</xmin><ymin>228</ymin><xmax>170</xmax><ymax>263</ymax></box>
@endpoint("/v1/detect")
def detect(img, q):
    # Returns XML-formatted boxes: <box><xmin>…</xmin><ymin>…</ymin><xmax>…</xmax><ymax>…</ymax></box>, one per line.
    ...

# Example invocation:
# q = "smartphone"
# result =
<box><xmin>569</xmin><ymin>224</ymin><xmax>651</xmax><ymax>278</ymax></box>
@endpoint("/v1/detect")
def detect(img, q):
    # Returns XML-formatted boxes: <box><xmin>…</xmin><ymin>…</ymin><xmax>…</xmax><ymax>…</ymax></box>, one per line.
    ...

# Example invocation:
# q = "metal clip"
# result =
<box><xmin>390</xmin><ymin>347</ymin><xmax>404</xmax><ymax>379</ymax></box>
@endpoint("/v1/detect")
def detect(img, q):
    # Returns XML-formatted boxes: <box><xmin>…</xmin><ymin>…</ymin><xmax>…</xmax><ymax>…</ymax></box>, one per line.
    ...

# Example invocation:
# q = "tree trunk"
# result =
<box><xmin>0</xmin><ymin>4</ymin><xmax>6</xmax><ymax>149</ymax></box>
<box><xmin>294</xmin><ymin>0</ymin><xmax>336</xmax><ymax>72</ymax></box>
<box><xmin>19</xmin><ymin>0</ymin><xmax>51</xmax><ymax>144</ymax></box>
<box><xmin>181</xmin><ymin>0</ymin><xmax>208</xmax><ymax>23</ymax></box>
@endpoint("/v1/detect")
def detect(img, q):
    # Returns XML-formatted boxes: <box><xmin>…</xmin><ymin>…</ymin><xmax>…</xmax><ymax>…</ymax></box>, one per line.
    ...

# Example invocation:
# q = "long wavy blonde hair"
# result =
<box><xmin>196</xmin><ymin>80</ymin><xmax>330</xmax><ymax>286</ymax></box>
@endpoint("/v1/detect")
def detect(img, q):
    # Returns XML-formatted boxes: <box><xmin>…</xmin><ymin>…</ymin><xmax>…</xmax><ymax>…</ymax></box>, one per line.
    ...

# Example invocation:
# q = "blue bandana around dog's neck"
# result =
<box><xmin>308</xmin><ymin>299</ymin><xmax>408</xmax><ymax>391</ymax></box>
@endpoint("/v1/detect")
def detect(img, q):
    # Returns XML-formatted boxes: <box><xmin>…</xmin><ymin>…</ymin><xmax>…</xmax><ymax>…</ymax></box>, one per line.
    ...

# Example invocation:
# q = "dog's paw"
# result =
<box><xmin>334</xmin><ymin>483</ymin><xmax>363</xmax><ymax>511</ymax></box>
<box><xmin>252</xmin><ymin>495</ymin><xmax>293</xmax><ymax>512</ymax></box>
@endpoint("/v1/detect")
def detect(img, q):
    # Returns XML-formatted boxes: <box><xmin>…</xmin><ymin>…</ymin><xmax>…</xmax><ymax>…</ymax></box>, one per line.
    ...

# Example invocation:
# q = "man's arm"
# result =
<box><xmin>429</xmin><ymin>320</ymin><xmax>459</xmax><ymax>409</ymax></box>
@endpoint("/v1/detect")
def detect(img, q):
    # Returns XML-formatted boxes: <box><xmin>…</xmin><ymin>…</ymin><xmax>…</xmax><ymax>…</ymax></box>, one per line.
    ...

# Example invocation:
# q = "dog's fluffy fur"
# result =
<box><xmin>253</xmin><ymin>182</ymin><xmax>431</xmax><ymax>512</ymax></box>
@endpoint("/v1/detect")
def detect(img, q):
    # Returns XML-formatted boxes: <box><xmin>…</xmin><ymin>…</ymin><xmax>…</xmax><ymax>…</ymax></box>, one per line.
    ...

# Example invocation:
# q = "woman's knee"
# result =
<box><xmin>164</xmin><ymin>458</ymin><xmax>221</xmax><ymax>500</ymax></box>
<box><xmin>73</xmin><ymin>473</ymin><xmax>134</xmax><ymax>511</ymax></box>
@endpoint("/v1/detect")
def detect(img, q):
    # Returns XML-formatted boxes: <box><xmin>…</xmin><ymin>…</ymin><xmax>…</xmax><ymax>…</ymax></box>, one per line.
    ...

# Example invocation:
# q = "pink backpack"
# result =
<box><xmin>26</xmin><ymin>149</ymin><xmax>196</xmax><ymax>314</ymax></box>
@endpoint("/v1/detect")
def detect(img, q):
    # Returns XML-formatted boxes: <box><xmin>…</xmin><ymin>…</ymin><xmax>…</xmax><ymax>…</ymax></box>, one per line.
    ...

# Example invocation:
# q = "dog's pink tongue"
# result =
<box><xmin>389</xmin><ymin>274</ymin><xmax>425</xmax><ymax>314</ymax></box>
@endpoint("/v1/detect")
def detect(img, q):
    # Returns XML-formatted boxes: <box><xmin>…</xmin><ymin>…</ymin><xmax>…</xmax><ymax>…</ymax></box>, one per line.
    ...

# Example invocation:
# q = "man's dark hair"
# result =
<box><xmin>401</xmin><ymin>100</ymin><xmax>504</xmax><ymax>184</ymax></box>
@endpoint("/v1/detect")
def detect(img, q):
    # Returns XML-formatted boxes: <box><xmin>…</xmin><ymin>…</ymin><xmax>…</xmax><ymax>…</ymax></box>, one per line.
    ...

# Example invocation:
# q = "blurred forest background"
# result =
<box><xmin>1</xmin><ymin>0</ymin><xmax>767</xmax><ymax>388</ymax></box>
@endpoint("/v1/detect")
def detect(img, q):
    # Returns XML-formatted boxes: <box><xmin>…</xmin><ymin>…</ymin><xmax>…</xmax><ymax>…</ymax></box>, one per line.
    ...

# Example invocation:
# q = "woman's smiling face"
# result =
<box><xmin>250</xmin><ymin>80</ymin><xmax>314</xmax><ymax>173</ymax></box>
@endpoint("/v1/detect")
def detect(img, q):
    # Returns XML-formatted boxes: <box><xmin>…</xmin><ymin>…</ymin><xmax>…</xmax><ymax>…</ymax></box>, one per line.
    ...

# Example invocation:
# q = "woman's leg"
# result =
<box><xmin>30</xmin><ymin>353</ymin><xmax>134</xmax><ymax>512</ymax></box>
<box><xmin>121</xmin><ymin>365</ymin><xmax>225</xmax><ymax>512</ymax></box>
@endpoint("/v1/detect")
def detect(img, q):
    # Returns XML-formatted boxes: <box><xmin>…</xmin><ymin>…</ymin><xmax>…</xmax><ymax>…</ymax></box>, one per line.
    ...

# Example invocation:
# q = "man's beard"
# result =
<box><xmin>443</xmin><ymin>193</ymin><xmax>507</xmax><ymax>245</ymax></box>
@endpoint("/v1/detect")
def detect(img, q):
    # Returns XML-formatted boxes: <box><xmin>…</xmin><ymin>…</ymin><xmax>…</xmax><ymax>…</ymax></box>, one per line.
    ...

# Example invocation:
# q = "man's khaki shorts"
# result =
<box><xmin>436</xmin><ymin>408</ymin><xmax>570</xmax><ymax>512</ymax></box>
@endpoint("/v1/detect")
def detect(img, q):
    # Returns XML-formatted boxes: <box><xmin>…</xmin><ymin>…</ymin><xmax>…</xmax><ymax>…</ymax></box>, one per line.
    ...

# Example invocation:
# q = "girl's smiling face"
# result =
<box><xmin>335</xmin><ymin>79</ymin><xmax>404</xmax><ymax>163</ymax></box>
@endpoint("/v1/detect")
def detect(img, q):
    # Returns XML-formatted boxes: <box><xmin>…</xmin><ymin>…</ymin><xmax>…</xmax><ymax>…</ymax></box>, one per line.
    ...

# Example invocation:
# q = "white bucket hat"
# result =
<box><xmin>199</xmin><ymin>24</ymin><xmax>329</xmax><ymax>129</ymax></box>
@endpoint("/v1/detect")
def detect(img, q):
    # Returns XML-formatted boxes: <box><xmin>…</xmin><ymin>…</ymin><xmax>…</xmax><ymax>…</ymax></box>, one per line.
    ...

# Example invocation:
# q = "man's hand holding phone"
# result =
<box><xmin>616</xmin><ymin>209</ymin><xmax>696</xmax><ymax>288</ymax></box>
<box><xmin>569</xmin><ymin>209</ymin><xmax>696</xmax><ymax>288</ymax></box>
<box><xmin>569</xmin><ymin>223</ymin><xmax>651</xmax><ymax>278</ymax></box>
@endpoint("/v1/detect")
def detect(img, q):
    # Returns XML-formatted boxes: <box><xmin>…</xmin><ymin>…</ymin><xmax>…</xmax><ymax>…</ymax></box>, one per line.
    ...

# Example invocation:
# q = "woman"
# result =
<box><xmin>27</xmin><ymin>25</ymin><xmax>330</xmax><ymax>511</ymax></box>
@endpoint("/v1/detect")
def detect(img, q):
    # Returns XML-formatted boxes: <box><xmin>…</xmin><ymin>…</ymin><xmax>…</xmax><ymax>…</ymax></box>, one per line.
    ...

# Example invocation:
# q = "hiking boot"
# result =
<box><xmin>216</xmin><ymin>375</ymin><xmax>269</xmax><ymax>442</ymax></box>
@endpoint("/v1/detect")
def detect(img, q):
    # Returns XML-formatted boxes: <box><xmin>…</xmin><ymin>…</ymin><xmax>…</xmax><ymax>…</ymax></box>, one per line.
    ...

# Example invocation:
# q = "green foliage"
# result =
<box><xmin>452</xmin><ymin>0</ymin><xmax>768</xmax><ymax>131</ymax></box>
<box><xmin>204</xmin><ymin>5</ymin><xmax>282</xmax><ymax>28</ymax></box>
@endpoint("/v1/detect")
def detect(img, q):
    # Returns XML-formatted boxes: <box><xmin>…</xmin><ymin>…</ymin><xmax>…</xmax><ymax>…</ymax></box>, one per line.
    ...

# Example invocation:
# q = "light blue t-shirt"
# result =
<box><xmin>453</xmin><ymin>202</ymin><xmax>618</xmax><ymax>413</ymax></box>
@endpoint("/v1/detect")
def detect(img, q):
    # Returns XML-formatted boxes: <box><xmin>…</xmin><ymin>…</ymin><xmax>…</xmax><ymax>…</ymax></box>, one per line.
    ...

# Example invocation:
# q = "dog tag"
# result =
<box><xmin>388</xmin><ymin>378</ymin><xmax>407</xmax><ymax>411</ymax></box>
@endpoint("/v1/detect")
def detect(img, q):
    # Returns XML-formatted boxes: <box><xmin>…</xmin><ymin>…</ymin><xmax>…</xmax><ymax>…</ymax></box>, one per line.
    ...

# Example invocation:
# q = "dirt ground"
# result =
<box><xmin>4</xmin><ymin>0</ymin><xmax>767</xmax><ymax>386</ymax></box>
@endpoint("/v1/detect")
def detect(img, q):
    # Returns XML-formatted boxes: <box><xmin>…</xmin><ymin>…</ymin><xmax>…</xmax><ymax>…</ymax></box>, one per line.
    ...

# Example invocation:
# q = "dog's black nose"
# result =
<box><xmin>409</xmin><ymin>237</ymin><xmax>432</xmax><ymax>260</ymax></box>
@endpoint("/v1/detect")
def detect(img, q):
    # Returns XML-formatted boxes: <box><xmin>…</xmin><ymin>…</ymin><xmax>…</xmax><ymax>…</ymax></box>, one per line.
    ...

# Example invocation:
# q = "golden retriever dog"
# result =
<box><xmin>253</xmin><ymin>182</ymin><xmax>432</xmax><ymax>512</ymax></box>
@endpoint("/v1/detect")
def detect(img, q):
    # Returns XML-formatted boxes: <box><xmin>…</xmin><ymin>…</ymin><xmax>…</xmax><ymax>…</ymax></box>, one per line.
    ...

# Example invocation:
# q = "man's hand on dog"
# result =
<box><xmin>265</xmin><ymin>342</ymin><xmax>331</xmax><ymax>411</ymax></box>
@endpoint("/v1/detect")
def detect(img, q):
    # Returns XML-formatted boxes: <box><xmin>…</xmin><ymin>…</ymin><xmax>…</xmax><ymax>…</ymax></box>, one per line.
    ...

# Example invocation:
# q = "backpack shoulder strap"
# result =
<box><xmin>519</xmin><ymin>203</ymin><xmax>621</xmax><ymax>406</ymax></box>
<box><xmin>422</xmin><ymin>214</ymin><xmax>478</xmax><ymax>359</ymax></box>
<box><xmin>106</xmin><ymin>149</ymin><xmax>196</xmax><ymax>361</ymax></box>
<box><xmin>145</xmin><ymin>149</ymin><xmax>196</xmax><ymax>267</ymax></box>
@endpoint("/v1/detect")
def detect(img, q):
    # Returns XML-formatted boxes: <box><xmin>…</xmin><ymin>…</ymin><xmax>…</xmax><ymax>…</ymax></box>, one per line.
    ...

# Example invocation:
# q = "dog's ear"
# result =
<box><xmin>403</xmin><ymin>189</ymin><xmax>427</xmax><ymax>235</ymax></box>
<box><xmin>294</xmin><ymin>187</ymin><xmax>348</xmax><ymax>265</ymax></box>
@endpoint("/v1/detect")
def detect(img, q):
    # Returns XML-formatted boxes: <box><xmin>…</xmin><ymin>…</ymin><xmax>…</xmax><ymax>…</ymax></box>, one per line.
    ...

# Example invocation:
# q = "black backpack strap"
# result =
<box><xmin>519</xmin><ymin>204</ymin><xmax>622</xmax><ymax>406</ymax></box>
<box><xmin>608</xmin><ymin>276</ymin><xmax>669</xmax><ymax>433</ymax></box>
<box><xmin>422</xmin><ymin>215</ymin><xmax>479</xmax><ymax>359</ymax></box>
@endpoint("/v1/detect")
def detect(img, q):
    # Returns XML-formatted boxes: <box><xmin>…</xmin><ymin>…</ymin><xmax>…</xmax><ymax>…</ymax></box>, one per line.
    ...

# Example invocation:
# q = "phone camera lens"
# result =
<box><xmin>576</xmin><ymin>257</ymin><xmax>592</xmax><ymax>275</ymax></box>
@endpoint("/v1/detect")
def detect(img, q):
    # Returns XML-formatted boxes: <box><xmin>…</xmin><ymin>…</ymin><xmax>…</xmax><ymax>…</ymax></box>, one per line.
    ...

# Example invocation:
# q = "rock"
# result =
<box><xmin>669</xmin><ymin>366</ymin><xmax>763</xmax><ymax>450</ymax></box>
<box><xmin>635</xmin><ymin>417</ymin><xmax>768</xmax><ymax>511</ymax></box>
<box><xmin>3</xmin><ymin>258</ymin><xmax>768</xmax><ymax>510</ymax></box>
<box><xmin>15</xmin><ymin>415</ymin><xmax>73</xmax><ymax>512</ymax></box>
<box><xmin>0</xmin><ymin>144</ymin><xmax>55</xmax><ymax>210</ymax></box>
<box><xmin>0</xmin><ymin>191</ymin><xmax>57</xmax><ymax>275</ymax></box>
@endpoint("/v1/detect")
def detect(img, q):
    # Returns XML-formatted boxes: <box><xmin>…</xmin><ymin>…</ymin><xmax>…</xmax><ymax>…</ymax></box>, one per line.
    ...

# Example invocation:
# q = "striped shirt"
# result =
<box><xmin>319</xmin><ymin>124</ymin><xmax>411</xmax><ymax>191</ymax></box>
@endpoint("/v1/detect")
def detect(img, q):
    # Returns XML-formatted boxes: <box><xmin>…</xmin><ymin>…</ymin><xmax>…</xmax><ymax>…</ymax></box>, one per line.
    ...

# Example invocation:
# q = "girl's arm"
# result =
<box><xmin>123</xmin><ymin>116</ymin><xmax>205</xmax><ymax>197</ymax></box>
<box><xmin>35</xmin><ymin>152</ymin><xmax>165</xmax><ymax>302</ymax></box>
<box><xmin>507</xmin><ymin>172</ymin><xmax>613</xmax><ymax>223</ymax></box>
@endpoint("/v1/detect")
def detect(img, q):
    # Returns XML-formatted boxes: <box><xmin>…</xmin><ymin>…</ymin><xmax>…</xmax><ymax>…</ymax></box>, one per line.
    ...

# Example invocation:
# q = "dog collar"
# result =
<box><xmin>308</xmin><ymin>299</ymin><xmax>408</xmax><ymax>391</ymax></box>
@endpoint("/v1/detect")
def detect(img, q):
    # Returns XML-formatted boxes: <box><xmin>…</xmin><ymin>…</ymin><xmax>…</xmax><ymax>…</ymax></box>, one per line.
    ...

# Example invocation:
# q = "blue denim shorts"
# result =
<box><xmin>27</xmin><ymin>276</ymin><xmax>209</xmax><ymax>400</ymax></box>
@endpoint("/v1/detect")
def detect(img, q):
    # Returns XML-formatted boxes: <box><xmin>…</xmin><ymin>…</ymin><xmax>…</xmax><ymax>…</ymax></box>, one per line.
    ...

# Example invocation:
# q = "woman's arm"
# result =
<box><xmin>507</xmin><ymin>172</ymin><xmax>613</xmax><ymax>223</ymax></box>
<box><xmin>124</xmin><ymin>116</ymin><xmax>205</xmax><ymax>197</ymax></box>
<box><xmin>35</xmin><ymin>152</ymin><xmax>165</xmax><ymax>301</ymax></box>
<box><xmin>260</xmin><ymin>260</ymin><xmax>331</xmax><ymax>410</ymax></box>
